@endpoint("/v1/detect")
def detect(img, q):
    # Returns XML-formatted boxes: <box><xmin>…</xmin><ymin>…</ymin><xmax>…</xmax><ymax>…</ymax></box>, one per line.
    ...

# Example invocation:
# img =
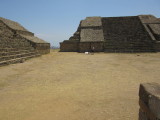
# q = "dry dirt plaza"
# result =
<box><xmin>0</xmin><ymin>50</ymin><xmax>160</xmax><ymax>120</ymax></box>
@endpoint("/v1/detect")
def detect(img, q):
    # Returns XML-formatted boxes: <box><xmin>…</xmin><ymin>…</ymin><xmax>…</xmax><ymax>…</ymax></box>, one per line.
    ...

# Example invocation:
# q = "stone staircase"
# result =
<box><xmin>104</xmin><ymin>40</ymin><xmax>156</xmax><ymax>53</ymax></box>
<box><xmin>0</xmin><ymin>34</ymin><xmax>41</xmax><ymax>66</ymax></box>
<box><xmin>0</xmin><ymin>24</ymin><xmax>41</xmax><ymax>66</ymax></box>
<box><xmin>0</xmin><ymin>48</ymin><xmax>40</xmax><ymax>66</ymax></box>
<box><xmin>102</xmin><ymin>16</ymin><xmax>156</xmax><ymax>53</ymax></box>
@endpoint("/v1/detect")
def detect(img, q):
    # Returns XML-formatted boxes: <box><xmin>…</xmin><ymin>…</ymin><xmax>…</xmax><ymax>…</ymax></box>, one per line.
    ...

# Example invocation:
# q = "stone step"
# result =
<box><xmin>0</xmin><ymin>50</ymin><xmax>36</xmax><ymax>56</ymax></box>
<box><xmin>0</xmin><ymin>52</ymin><xmax>39</xmax><ymax>61</ymax></box>
<box><xmin>0</xmin><ymin>41</ymin><xmax>32</xmax><ymax>45</ymax></box>
<box><xmin>104</xmin><ymin>46</ymin><xmax>155</xmax><ymax>48</ymax></box>
<box><xmin>104</xmin><ymin>43</ymin><xmax>155</xmax><ymax>46</ymax></box>
<box><xmin>0</xmin><ymin>45</ymin><xmax>33</xmax><ymax>48</ymax></box>
<box><xmin>0</xmin><ymin>42</ymin><xmax>31</xmax><ymax>47</ymax></box>
<box><xmin>104</xmin><ymin>47</ymin><xmax>155</xmax><ymax>50</ymax></box>
<box><xmin>104</xmin><ymin>49</ymin><xmax>156</xmax><ymax>53</ymax></box>
<box><xmin>104</xmin><ymin>42</ymin><xmax>154</xmax><ymax>45</ymax></box>
<box><xmin>0</xmin><ymin>48</ymin><xmax>34</xmax><ymax>52</ymax></box>
<box><xmin>0</xmin><ymin>40</ymin><xmax>31</xmax><ymax>43</ymax></box>
<box><xmin>0</xmin><ymin>54</ymin><xmax>40</xmax><ymax>66</ymax></box>
<box><xmin>105</xmin><ymin>47</ymin><xmax>155</xmax><ymax>50</ymax></box>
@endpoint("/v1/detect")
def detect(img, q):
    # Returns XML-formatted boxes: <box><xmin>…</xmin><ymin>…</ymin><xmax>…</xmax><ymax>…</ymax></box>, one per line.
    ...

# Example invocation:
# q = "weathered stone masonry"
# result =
<box><xmin>60</xmin><ymin>15</ymin><xmax>160</xmax><ymax>52</ymax></box>
<box><xmin>0</xmin><ymin>17</ymin><xmax>50</xmax><ymax>66</ymax></box>
<box><xmin>139</xmin><ymin>83</ymin><xmax>160</xmax><ymax>120</ymax></box>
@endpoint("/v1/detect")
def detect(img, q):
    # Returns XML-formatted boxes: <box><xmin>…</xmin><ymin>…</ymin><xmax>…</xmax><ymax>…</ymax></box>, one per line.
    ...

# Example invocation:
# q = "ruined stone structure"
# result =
<box><xmin>0</xmin><ymin>17</ymin><xmax>50</xmax><ymax>66</ymax></box>
<box><xmin>60</xmin><ymin>15</ymin><xmax>160</xmax><ymax>52</ymax></box>
<box><xmin>139</xmin><ymin>83</ymin><xmax>160</xmax><ymax>120</ymax></box>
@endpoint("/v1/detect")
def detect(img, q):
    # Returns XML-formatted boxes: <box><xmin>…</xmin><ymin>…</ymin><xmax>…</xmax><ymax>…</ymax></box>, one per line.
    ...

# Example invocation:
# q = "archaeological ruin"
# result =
<box><xmin>0</xmin><ymin>17</ymin><xmax>50</xmax><ymax>66</ymax></box>
<box><xmin>60</xmin><ymin>15</ymin><xmax>160</xmax><ymax>53</ymax></box>
<box><xmin>139</xmin><ymin>83</ymin><xmax>160</xmax><ymax>120</ymax></box>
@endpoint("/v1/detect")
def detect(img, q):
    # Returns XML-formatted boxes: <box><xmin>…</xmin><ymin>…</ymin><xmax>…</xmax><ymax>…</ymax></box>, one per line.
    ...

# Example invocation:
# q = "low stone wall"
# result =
<box><xmin>139</xmin><ymin>83</ymin><xmax>160</xmax><ymax>120</ymax></box>
<box><xmin>79</xmin><ymin>42</ymin><xmax>91</xmax><ymax>52</ymax></box>
<box><xmin>32</xmin><ymin>43</ymin><xmax>50</xmax><ymax>54</ymax></box>
<box><xmin>60</xmin><ymin>41</ymin><xmax>79</xmax><ymax>52</ymax></box>
<box><xmin>79</xmin><ymin>42</ymin><xmax>104</xmax><ymax>52</ymax></box>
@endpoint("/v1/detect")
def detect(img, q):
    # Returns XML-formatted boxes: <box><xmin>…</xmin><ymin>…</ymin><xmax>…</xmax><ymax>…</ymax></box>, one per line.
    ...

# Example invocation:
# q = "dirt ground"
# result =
<box><xmin>0</xmin><ymin>50</ymin><xmax>160</xmax><ymax>120</ymax></box>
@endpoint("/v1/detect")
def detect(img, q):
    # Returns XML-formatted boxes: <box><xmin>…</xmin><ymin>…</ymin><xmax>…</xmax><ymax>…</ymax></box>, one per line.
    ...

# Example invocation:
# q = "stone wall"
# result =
<box><xmin>79</xmin><ymin>42</ymin><xmax>91</xmax><ymax>52</ymax></box>
<box><xmin>78</xmin><ymin>17</ymin><xmax>104</xmax><ymax>52</ymax></box>
<box><xmin>79</xmin><ymin>42</ymin><xmax>103</xmax><ymax>52</ymax></box>
<box><xmin>60</xmin><ymin>41</ymin><xmax>79</xmax><ymax>52</ymax></box>
<box><xmin>0</xmin><ymin>17</ymin><xmax>50</xmax><ymax>55</ymax></box>
<box><xmin>80</xmin><ymin>17</ymin><xmax>104</xmax><ymax>42</ymax></box>
<box><xmin>59</xmin><ymin>22</ymin><xmax>80</xmax><ymax>52</ymax></box>
<box><xmin>80</xmin><ymin>28</ymin><xmax>104</xmax><ymax>42</ymax></box>
<box><xmin>60</xmin><ymin>15</ymin><xmax>160</xmax><ymax>52</ymax></box>
<box><xmin>0</xmin><ymin>17</ymin><xmax>50</xmax><ymax>66</ymax></box>
<box><xmin>32</xmin><ymin>43</ymin><xmax>50</xmax><ymax>54</ymax></box>
<box><xmin>0</xmin><ymin>19</ymin><xmax>41</xmax><ymax>66</ymax></box>
<box><xmin>139</xmin><ymin>83</ymin><xmax>160</xmax><ymax>120</ymax></box>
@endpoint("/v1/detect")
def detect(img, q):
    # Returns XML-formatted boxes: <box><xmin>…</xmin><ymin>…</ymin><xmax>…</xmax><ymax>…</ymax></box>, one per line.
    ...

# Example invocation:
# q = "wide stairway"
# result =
<box><xmin>102</xmin><ymin>17</ymin><xmax>156</xmax><ymax>53</ymax></box>
<box><xmin>0</xmin><ymin>48</ymin><xmax>40</xmax><ymax>66</ymax></box>
<box><xmin>0</xmin><ymin>35</ymin><xmax>40</xmax><ymax>66</ymax></box>
<box><xmin>103</xmin><ymin>39</ymin><xmax>156</xmax><ymax>53</ymax></box>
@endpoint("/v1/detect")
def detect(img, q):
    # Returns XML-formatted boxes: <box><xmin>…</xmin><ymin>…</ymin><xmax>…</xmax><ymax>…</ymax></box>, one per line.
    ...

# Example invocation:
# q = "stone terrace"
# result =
<box><xmin>0</xmin><ymin>17</ymin><xmax>50</xmax><ymax>66</ymax></box>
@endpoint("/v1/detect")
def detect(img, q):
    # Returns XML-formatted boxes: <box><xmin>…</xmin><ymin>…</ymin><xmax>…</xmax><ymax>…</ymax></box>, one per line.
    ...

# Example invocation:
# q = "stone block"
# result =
<box><xmin>139</xmin><ymin>83</ymin><xmax>160</xmax><ymax>119</ymax></box>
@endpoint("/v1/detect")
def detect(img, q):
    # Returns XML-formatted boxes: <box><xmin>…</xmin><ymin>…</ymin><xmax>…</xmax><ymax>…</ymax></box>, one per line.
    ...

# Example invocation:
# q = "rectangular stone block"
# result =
<box><xmin>139</xmin><ymin>82</ymin><xmax>160</xmax><ymax>119</ymax></box>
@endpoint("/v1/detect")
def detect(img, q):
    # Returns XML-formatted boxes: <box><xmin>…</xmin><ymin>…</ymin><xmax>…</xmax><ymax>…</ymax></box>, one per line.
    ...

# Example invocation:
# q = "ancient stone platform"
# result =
<box><xmin>0</xmin><ymin>17</ymin><xmax>50</xmax><ymax>66</ymax></box>
<box><xmin>60</xmin><ymin>15</ymin><xmax>160</xmax><ymax>53</ymax></box>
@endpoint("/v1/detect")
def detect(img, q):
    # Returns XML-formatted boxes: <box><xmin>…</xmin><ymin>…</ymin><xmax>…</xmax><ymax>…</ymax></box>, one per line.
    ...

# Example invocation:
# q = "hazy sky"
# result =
<box><xmin>0</xmin><ymin>0</ymin><xmax>160</xmax><ymax>47</ymax></box>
